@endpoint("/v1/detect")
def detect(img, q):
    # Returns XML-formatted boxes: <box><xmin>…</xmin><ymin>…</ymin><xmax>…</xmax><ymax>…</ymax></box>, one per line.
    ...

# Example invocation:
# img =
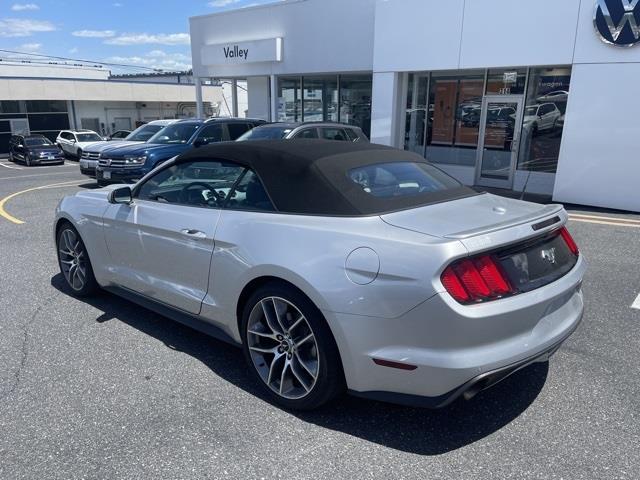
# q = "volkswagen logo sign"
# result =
<box><xmin>595</xmin><ymin>0</ymin><xmax>640</xmax><ymax>47</ymax></box>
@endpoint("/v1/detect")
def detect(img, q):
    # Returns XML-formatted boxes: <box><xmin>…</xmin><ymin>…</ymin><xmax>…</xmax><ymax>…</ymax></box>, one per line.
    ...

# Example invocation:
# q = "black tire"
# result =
<box><xmin>8</xmin><ymin>151</ymin><xmax>14</xmax><ymax>162</ymax></box>
<box><xmin>56</xmin><ymin>222</ymin><xmax>99</xmax><ymax>297</ymax></box>
<box><xmin>241</xmin><ymin>282</ymin><xmax>345</xmax><ymax>411</ymax></box>
<box><xmin>76</xmin><ymin>149</ymin><xmax>82</xmax><ymax>161</ymax></box>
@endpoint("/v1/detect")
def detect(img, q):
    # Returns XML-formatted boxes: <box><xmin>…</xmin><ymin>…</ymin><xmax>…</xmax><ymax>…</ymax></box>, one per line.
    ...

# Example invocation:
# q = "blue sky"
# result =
<box><xmin>0</xmin><ymin>0</ymin><xmax>277</xmax><ymax>73</ymax></box>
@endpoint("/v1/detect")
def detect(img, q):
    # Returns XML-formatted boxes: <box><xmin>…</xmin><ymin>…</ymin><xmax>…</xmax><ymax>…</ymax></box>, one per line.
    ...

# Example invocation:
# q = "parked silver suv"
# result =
<box><xmin>237</xmin><ymin>122</ymin><xmax>369</xmax><ymax>142</ymax></box>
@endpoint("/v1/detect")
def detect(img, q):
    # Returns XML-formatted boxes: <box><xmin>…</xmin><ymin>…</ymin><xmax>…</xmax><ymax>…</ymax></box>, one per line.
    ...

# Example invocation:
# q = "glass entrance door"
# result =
<box><xmin>475</xmin><ymin>95</ymin><xmax>524</xmax><ymax>189</ymax></box>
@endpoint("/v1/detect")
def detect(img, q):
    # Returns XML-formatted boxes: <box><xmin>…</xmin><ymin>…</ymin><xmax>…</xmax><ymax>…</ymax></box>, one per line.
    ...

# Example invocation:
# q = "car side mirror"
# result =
<box><xmin>108</xmin><ymin>186</ymin><xmax>132</xmax><ymax>204</ymax></box>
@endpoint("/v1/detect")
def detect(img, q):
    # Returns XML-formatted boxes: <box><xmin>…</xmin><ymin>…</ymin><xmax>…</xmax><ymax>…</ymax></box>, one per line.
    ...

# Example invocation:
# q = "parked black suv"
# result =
<box><xmin>9</xmin><ymin>135</ymin><xmax>65</xmax><ymax>166</ymax></box>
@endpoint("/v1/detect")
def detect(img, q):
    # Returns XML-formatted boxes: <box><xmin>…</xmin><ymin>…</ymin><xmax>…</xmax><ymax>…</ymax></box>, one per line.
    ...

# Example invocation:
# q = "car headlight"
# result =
<box><xmin>124</xmin><ymin>155</ymin><xmax>147</xmax><ymax>165</ymax></box>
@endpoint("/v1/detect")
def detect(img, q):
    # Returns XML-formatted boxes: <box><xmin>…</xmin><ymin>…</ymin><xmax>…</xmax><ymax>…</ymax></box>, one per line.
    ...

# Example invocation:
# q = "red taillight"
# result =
<box><xmin>559</xmin><ymin>226</ymin><xmax>579</xmax><ymax>255</ymax></box>
<box><xmin>441</xmin><ymin>267</ymin><xmax>470</xmax><ymax>303</ymax></box>
<box><xmin>441</xmin><ymin>255</ymin><xmax>513</xmax><ymax>304</ymax></box>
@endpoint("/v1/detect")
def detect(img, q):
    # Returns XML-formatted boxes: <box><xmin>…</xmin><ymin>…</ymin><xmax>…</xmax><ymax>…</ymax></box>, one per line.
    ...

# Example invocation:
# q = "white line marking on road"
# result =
<box><xmin>632</xmin><ymin>293</ymin><xmax>640</xmax><ymax>310</ymax></box>
<box><xmin>0</xmin><ymin>162</ymin><xmax>23</xmax><ymax>170</ymax></box>
<box><xmin>0</xmin><ymin>171</ymin><xmax>83</xmax><ymax>181</ymax></box>
<box><xmin>569</xmin><ymin>217</ymin><xmax>640</xmax><ymax>228</ymax></box>
<box><xmin>569</xmin><ymin>213</ymin><xmax>640</xmax><ymax>225</ymax></box>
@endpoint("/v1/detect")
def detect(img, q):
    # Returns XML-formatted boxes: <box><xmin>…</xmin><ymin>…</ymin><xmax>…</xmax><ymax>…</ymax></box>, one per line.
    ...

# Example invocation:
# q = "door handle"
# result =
<box><xmin>180</xmin><ymin>229</ymin><xmax>207</xmax><ymax>239</ymax></box>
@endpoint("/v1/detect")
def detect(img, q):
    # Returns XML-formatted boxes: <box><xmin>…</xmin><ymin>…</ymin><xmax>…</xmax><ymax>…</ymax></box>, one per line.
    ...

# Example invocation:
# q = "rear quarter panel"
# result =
<box><xmin>202</xmin><ymin>210</ymin><xmax>466</xmax><ymax>341</ymax></box>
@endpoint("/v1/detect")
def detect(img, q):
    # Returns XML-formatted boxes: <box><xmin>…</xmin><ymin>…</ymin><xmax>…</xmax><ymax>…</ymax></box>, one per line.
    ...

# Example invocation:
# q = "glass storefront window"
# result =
<box><xmin>518</xmin><ymin>67</ymin><xmax>572</xmax><ymax>173</ymax></box>
<box><xmin>424</xmin><ymin>72</ymin><xmax>484</xmax><ymax>166</ymax></box>
<box><xmin>25</xmin><ymin>100</ymin><xmax>67</xmax><ymax>113</ymax></box>
<box><xmin>339</xmin><ymin>75</ymin><xmax>372</xmax><ymax>138</ymax></box>
<box><xmin>404</xmin><ymin>74</ymin><xmax>428</xmax><ymax>154</ymax></box>
<box><xmin>303</xmin><ymin>76</ymin><xmax>338</xmax><ymax>122</ymax></box>
<box><xmin>277</xmin><ymin>77</ymin><xmax>302</xmax><ymax>122</ymax></box>
<box><xmin>486</xmin><ymin>68</ymin><xmax>527</xmax><ymax>96</ymax></box>
<box><xmin>276</xmin><ymin>74</ymin><xmax>372</xmax><ymax>137</ymax></box>
<box><xmin>0</xmin><ymin>101</ymin><xmax>23</xmax><ymax>114</ymax></box>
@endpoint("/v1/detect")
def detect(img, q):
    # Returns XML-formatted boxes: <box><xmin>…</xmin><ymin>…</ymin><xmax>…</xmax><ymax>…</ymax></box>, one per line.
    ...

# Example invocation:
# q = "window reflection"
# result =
<box><xmin>339</xmin><ymin>75</ymin><xmax>372</xmax><ymax>138</ymax></box>
<box><xmin>404</xmin><ymin>74</ymin><xmax>428</xmax><ymax>154</ymax></box>
<box><xmin>425</xmin><ymin>73</ymin><xmax>484</xmax><ymax>166</ymax></box>
<box><xmin>276</xmin><ymin>75</ymin><xmax>372</xmax><ymax>137</ymax></box>
<box><xmin>303</xmin><ymin>76</ymin><xmax>338</xmax><ymax>122</ymax></box>
<box><xmin>277</xmin><ymin>77</ymin><xmax>301</xmax><ymax>122</ymax></box>
<box><xmin>518</xmin><ymin>67</ymin><xmax>572</xmax><ymax>173</ymax></box>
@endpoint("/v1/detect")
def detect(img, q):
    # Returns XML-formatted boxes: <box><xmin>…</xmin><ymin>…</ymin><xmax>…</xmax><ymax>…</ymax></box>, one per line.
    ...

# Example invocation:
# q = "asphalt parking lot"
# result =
<box><xmin>0</xmin><ymin>159</ymin><xmax>638</xmax><ymax>480</ymax></box>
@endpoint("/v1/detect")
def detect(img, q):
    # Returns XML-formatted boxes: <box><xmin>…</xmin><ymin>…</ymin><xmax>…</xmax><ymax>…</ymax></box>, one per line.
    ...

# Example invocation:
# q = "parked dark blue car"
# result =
<box><xmin>95</xmin><ymin>117</ymin><xmax>266</xmax><ymax>185</ymax></box>
<box><xmin>9</xmin><ymin>134</ymin><xmax>65</xmax><ymax>166</ymax></box>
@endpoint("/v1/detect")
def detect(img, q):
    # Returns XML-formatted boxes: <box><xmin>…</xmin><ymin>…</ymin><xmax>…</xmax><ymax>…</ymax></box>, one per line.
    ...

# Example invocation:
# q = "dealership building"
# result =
<box><xmin>190</xmin><ymin>0</ymin><xmax>640</xmax><ymax>212</ymax></box>
<box><xmin>0</xmin><ymin>62</ymin><xmax>226</xmax><ymax>155</ymax></box>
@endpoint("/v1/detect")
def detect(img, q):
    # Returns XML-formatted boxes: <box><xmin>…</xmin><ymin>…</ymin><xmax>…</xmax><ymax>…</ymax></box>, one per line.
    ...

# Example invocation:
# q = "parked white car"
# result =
<box><xmin>523</xmin><ymin>103</ymin><xmax>562</xmax><ymax>134</ymax></box>
<box><xmin>56</xmin><ymin>130</ymin><xmax>104</xmax><ymax>159</ymax></box>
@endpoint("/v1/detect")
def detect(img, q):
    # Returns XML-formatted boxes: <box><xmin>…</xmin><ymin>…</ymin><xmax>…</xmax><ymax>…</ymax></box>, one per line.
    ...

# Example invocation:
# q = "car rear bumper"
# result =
<box><xmin>326</xmin><ymin>255</ymin><xmax>585</xmax><ymax>406</ymax></box>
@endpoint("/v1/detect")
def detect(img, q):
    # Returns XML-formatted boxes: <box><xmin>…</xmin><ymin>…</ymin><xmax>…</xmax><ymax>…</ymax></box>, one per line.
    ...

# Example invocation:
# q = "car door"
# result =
<box><xmin>16</xmin><ymin>137</ymin><xmax>26</xmax><ymax>160</ymax></box>
<box><xmin>60</xmin><ymin>132</ymin><xmax>73</xmax><ymax>154</ymax></box>
<box><xmin>102</xmin><ymin>159</ymin><xmax>247</xmax><ymax>314</ymax></box>
<box><xmin>194</xmin><ymin>123</ymin><xmax>225</xmax><ymax>146</ymax></box>
<box><xmin>226</xmin><ymin>122</ymin><xmax>253</xmax><ymax>141</ymax></box>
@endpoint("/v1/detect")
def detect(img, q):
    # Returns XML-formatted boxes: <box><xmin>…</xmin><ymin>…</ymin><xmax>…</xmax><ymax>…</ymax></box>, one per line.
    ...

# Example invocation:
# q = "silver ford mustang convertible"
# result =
<box><xmin>54</xmin><ymin>140</ymin><xmax>585</xmax><ymax>410</ymax></box>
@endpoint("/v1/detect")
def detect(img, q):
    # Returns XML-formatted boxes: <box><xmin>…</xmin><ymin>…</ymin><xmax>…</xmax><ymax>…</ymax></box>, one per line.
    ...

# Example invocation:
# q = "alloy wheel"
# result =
<box><xmin>247</xmin><ymin>296</ymin><xmax>320</xmax><ymax>400</ymax></box>
<box><xmin>58</xmin><ymin>228</ymin><xmax>88</xmax><ymax>291</ymax></box>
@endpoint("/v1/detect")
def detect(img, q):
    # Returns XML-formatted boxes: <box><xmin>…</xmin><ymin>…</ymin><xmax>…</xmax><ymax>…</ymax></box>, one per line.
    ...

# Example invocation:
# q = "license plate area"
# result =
<box><xmin>103</xmin><ymin>171</ymin><xmax>111</xmax><ymax>179</ymax></box>
<box><xmin>497</xmin><ymin>232</ymin><xmax>577</xmax><ymax>293</ymax></box>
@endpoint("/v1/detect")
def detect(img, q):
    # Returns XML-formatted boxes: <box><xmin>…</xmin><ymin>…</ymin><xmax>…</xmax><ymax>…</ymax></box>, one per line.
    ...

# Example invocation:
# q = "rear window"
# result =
<box><xmin>348</xmin><ymin>162</ymin><xmax>461</xmax><ymax>198</ymax></box>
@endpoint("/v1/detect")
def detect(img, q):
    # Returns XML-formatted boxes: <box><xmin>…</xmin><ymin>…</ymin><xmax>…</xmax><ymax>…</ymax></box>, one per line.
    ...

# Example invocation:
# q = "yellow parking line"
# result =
<box><xmin>0</xmin><ymin>180</ymin><xmax>80</xmax><ymax>225</ymax></box>
<box><xmin>569</xmin><ymin>213</ymin><xmax>640</xmax><ymax>225</ymax></box>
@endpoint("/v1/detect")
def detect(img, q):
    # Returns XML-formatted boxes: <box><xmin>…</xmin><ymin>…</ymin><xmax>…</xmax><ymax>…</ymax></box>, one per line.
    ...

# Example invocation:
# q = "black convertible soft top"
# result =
<box><xmin>177</xmin><ymin>140</ymin><xmax>477</xmax><ymax>216</ymax></box>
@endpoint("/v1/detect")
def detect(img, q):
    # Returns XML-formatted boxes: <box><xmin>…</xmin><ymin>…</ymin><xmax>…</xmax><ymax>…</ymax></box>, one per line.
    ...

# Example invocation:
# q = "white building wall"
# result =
<box><xmin>189</xmin><ymin>0</ymin><xmax>640</xmax><ymax>212</ymax></box>
<box><xmin>189</xmin><ymin>0</ymin><xmax>376</xmax><ymax>78</ymax></box>
<box><xmin>246</xmin><ymin>76</ymin><xmax>271</xmax><ymax>120</ymax></box>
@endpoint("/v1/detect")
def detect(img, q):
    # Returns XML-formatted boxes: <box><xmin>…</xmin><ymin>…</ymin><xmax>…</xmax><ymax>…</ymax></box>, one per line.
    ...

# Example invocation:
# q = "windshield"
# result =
<box><xmin>148</xmin><ymin>123</ymin><xmax>200</xmax><ymax>144</ymax></box>
<box><xmin>25</xmin><ymin>137</ymin><xmax>52</xmax><ymax>147</ymax></box>
<box><xmin>126</xmin><ymin>124</ymin><xmax>164</xmax><ymax>142</ymax></box>
<box><xmin>237</xmin><ymin>126</ymin><xmax>292</xmax><ymax>141</ymax></box>
<box><xmin>77</xmin><ymin>133</ymin><xmax>102</xmax><ymax>142</ymax></box>
<box><xmin>348</xmin><ymin>162</ymin><xmax>461</xmax><ymax>199</ymax></box>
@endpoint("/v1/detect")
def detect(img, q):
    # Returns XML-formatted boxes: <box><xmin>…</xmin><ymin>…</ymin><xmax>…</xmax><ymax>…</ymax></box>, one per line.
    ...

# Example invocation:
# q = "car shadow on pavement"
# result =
<box><xmin>51</xmin><ymin>274</ymin><xmax>548</xmax><ymax>456</ymax></box>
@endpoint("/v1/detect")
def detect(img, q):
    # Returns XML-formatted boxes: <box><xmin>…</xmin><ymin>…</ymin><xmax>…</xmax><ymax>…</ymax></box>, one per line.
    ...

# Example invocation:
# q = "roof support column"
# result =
<box><xmin>195</xmin><ymin>76</ymin><xmax>204</xmax><ymax>119</ymax></box>
<box><xmin>231</xmin><ymin>79</ymin><xmax>239</xmax><ymax>117</ymax></box>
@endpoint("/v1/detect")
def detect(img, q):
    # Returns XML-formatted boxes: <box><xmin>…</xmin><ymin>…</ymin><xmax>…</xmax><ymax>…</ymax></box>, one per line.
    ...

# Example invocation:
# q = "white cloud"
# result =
<box><xmin>105</xmin><ymin>32</ymin><xmax>190</xmax><ymax>46</ymax></box>
<box><xmin>208</xmin><ymin>0</ymin><xmax>241</xmax><ymax>6</ymax></box>
<box><xmin>69</xmin><ymin>47</ymin><xmax>79</xmax><ymax>54</ymax></box>
<box><xmin>19</xmin><ymin>42</ymin><xmax>41</xmax><ymax>51</ymax></box>
<box><xmin>72</xmin><ymin>29</ymin><xmax>116</xmax><ymax>38</ymax></box>
<box><xmin>11</xmin><ymin>3</ymin><xmax>39</xmax><ymax>11</ymax></box>
<box><xmin>113</xmin><ymin>2</ymin><xmax>123</xmax><ymax>6</ymax></box>
<box><xmin>0</xmin><ymin>18</ymin><xmax>55</xmax><ymax>37</ymax></box>
<box><xmin>105</xmin><ymin>51</ymin><xmax>192</xmax><ymax>72</ymax></box>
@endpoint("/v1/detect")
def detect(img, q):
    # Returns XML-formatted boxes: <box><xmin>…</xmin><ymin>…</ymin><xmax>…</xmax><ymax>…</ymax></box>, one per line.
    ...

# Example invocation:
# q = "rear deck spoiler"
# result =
<box><xmin>444</xmin><ymin>204</ymin><xmax>566</xmax><ymax>240</ymax></box>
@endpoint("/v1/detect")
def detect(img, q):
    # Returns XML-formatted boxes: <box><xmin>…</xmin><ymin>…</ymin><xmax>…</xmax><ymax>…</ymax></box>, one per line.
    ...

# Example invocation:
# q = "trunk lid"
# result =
<box><xmin>381</xmin><ymin>193</ymin><xmax>567</xmax><ymax>253</ymax></box>
<box><xmin>381</xmin><ymin>193</ymin><xmax>575</xmax><ymax>296</ymax></box>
